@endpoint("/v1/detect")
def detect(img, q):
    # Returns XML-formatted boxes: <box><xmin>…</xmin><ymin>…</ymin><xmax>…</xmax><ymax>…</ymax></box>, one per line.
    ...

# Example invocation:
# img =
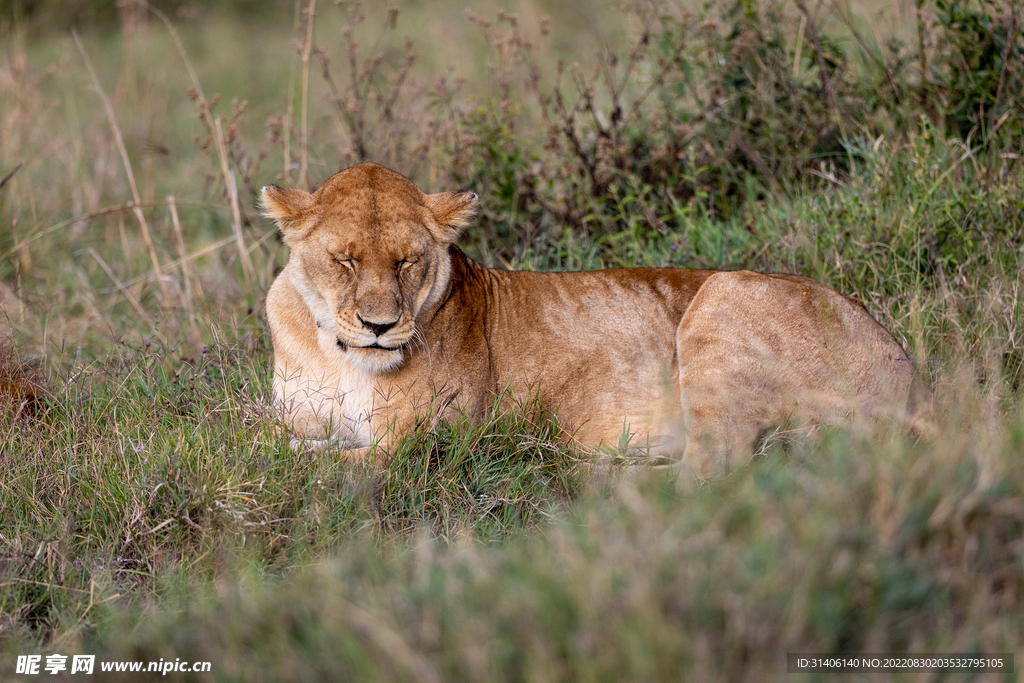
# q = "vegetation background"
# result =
<box><xmin>1</xmin><ymin>0</ymin><xmax>1023</xmax><ymax>679</ymax></box>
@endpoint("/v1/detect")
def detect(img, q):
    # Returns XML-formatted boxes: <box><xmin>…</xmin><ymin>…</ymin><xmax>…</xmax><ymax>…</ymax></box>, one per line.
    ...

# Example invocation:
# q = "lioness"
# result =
<box><xmin>262</xmin><ymin>163</ymin><xmax>912</xmax><ymax>478</ymax></box>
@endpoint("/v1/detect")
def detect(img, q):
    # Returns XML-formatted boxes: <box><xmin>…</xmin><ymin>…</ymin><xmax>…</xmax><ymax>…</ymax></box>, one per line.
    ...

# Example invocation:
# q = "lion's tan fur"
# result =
<box><xmin>263</xmin><ymin>163</ymin><xmax>913</xmax><ymax>477</ymax></box>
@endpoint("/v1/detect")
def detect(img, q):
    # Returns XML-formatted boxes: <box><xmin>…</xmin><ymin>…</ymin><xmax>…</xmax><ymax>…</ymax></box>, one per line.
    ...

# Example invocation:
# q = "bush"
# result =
<box><xmin>291</xmin><ymin>0</ymin><xmax>1022</xmax><ymax>264</ymax></box>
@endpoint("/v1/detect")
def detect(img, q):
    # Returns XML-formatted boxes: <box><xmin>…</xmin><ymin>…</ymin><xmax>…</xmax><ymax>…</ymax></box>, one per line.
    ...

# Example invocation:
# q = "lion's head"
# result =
<box><xmin>262</xmin><ymin>163</ymin><xmax>477</xmax><ymax>373</ymax></box>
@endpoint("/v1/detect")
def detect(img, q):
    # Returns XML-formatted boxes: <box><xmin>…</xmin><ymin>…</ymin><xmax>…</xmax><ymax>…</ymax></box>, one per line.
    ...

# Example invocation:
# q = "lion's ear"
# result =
<box><xmin>261</xmin><ymin>185</ymin><xmax>316</xmax><ymax>242</ymax></box>
<box><xmin>424</xmin><ymin>190</ymin><xmax>478</xmax><ymax>242</ymax></box>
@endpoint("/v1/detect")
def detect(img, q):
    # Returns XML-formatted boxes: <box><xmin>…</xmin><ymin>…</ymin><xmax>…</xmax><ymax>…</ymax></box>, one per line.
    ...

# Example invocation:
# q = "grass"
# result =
<box><xmin>2</xmin><ymin>0</ymin><xmax>1024</xmax><ymax>680</ymax></box>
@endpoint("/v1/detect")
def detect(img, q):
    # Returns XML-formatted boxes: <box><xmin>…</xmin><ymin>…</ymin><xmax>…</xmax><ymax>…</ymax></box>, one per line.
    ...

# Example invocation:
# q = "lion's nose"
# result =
<box><xmin>357</xmin><ymin>314</ymin><xmax>397</xmax><ymax>337</ymax></box>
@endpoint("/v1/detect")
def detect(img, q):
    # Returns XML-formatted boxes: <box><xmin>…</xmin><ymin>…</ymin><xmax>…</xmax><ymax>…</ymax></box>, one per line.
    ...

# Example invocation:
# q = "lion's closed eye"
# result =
<box><xmin>332</xmin><ymin>255</ymin><xmax>356</xmax><ymax>269</ymax></box>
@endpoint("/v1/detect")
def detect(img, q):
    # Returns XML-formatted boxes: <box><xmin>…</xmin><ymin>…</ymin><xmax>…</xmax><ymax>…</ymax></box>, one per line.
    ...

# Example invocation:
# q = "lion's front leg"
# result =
<box><xmin>273</xmin><ymin>357</ymin><xmax>383</xmax><ymax>446</ymax></box>
<box><xmin>287</xmin><ymin>438</ymin><xmax>382</xmax><ymax>465</ymax></box>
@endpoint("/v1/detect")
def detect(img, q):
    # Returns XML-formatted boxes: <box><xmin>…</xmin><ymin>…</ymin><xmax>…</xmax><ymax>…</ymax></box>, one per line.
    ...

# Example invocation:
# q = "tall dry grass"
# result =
<box><xmin>1</xmin><ymin>0</ymin><xmax>1023</xmax><ymax>680</ymax></box>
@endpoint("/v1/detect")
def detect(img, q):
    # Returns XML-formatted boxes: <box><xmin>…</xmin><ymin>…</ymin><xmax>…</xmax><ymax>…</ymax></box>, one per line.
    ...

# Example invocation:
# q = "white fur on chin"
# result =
<box><xmin>346</xmin><ymin>346</ymin><xmax>406</xmax><ymax>374</ymax></box>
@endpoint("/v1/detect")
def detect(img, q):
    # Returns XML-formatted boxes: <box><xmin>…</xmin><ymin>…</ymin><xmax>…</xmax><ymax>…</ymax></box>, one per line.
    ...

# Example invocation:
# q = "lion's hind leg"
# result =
<box><xmin>675</xmin><ymin>346</ymin><xmax>784</xmax><ymax>481</ymax></box>
<box><xmin>674</xmin><ymin>270</ymin><xmax>912</xmax><ymax>480</ymax></box>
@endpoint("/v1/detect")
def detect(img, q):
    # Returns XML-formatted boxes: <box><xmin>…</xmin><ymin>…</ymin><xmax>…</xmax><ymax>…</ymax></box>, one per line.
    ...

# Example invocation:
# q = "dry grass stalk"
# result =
<box><xmin>299</xmin><ymin>0</ymin><xmax>317</xmax><ymax>191</ymax></box>
<box><xmin>167</xmin><ymin>195</ymin><xmax>202</xmax><ymax>340</ymax></box>
<box><xmin>135</xmin><ymin>0</ymin><xmax>255</xmax><ymax>288</ymax></box>
<box><xmin>1</xmin><ymin>201</ymin><xmax>211</xmax><ymax>265</ymax></box>
<box><xmin>71</xmin><ymin>29</ymin><xmax>170</xmax><ymax>303</ymax></box>
<box><xmin>87</xmin><ymin>247</ymin><xmax>158</xmax><ymax>337</ymax></box>
<box><xmin>282</xmin><ymin>0</ymin><xmax>304</xmax><ymax>185</ymax></box>
<box><xmin>793</xmin><ymin>0</ymin><xmax>837</xmax><ymax>114</ymax></box>
<box><xmin>117</xmin><ymin>235</ymin><xmax>236</xmax><ymax>291</ymax></box>
<box><xmin>222</xmin><ymin>136</ymin><xmax>254</xmax><ymax>289</ymax></box>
